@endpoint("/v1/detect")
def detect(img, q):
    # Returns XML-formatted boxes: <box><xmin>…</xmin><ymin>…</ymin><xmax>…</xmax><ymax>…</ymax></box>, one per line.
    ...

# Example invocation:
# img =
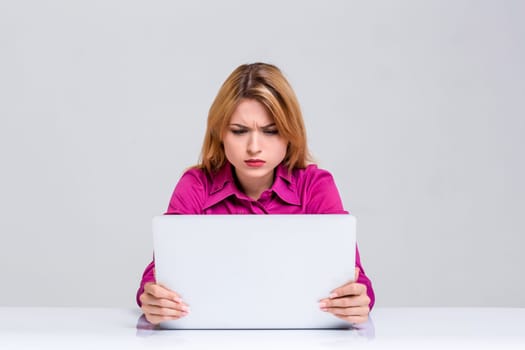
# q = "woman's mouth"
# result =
<box><xmin>244</xmin><ymin>159</ymin><xmax>266</xmax><ymax>168</ymax></box>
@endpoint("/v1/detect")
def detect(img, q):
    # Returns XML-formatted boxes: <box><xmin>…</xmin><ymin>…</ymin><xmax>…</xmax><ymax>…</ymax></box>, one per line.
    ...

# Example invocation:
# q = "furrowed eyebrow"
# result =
<box><xmin>261</xmin><ymin>123</ymin><xmax>277</xmax><ymax>129</ymax></box>
<box><xmin>230</xmin><ymin>123</ymin><xmax>248</xmax><ymax>128</ymax></box>
<box><xmin>229</xmin><ymin>123</ymin><xmax>276</xmax><ymax>129</ymax></box>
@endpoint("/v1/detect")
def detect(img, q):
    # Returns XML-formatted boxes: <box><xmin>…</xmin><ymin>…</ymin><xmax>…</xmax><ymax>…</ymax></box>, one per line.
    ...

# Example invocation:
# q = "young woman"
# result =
<box><xmin>137</xmin><ymin>62</ymin><xmax>375</xmax><ymax>325</ymax></box>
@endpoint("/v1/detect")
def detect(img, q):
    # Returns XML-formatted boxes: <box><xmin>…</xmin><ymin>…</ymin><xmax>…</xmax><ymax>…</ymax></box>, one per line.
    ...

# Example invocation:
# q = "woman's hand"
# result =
<box><xmin>140</xmin><ymin>282</ymin><xmax>190</xmax><ymax>325</ymax></box>
<box><xmin>318</xmin><ymin>268</ymin><xmax>371</xmax><ymax>324</ymax></box>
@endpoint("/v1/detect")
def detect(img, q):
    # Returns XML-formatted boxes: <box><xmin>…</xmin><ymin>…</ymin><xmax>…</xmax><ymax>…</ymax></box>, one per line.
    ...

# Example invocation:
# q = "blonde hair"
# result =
<box><xmin>198</xmin><ymin>62</ymin><xmax>312</xmax><ymax>174</ymax></box>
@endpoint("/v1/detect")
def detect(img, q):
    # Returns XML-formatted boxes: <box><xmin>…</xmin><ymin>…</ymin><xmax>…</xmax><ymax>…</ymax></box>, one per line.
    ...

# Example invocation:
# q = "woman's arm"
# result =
<box><xmin>136</xmin><ymin>168</ymin><xmax>208</xmax><ymax>304</ymax></box>
<box><xmin>302</xmin><ymin>165</ymin><xmax>375</xmax><ymax>313</ymax></box>
<box><xmin>136</xmin><ymin>169</ymin><xmax>209</xmax><ymax>323</ymax></box>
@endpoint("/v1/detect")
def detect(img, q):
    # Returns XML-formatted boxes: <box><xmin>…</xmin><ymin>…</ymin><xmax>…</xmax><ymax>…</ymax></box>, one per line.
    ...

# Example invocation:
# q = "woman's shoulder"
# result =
<box><xmin>290</xmin><ymin>164</ymin><xmax>346</xmax><ymax>213</ymax></box>
<box><xmin>167</xmin><ymin>166</ymin><xmax>210</xmax><ymax>214</ymax></box>
<box><xmin>292</xmin><ymin>163</ymin><xmax>337</xmax><ymax>184</ymax></box>
<box><xmin>176</xmin><ymin>166</ymin><xmax>212</xmax><ymax>190</ymax></box>
<box><xmin>180</xmin><ymin>166</ymin><xmax>209</xmax><ymax>180</ymax></box>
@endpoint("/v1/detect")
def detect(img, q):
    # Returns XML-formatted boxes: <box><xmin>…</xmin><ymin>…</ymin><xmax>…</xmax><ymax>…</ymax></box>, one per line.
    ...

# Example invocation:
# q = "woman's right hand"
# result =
<box><xmin>139</xmin><ymin>282</ymin><xmax>190</xmax><ymax>325</ymax></box>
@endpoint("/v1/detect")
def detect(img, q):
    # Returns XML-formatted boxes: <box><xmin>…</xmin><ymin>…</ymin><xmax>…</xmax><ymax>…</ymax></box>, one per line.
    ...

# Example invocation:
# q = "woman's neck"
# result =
<box><xmin>233</xmin><ymin>169</ymin><xmax>275</xmax><ymax>201</ymax></box>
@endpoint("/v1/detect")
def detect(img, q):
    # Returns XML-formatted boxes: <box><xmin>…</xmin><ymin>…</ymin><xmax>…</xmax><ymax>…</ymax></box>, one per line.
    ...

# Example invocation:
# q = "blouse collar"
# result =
<box><xmin>203</xmin><ymin>161</ymin><xmax>301</xmax><ymax>210</ymax></box>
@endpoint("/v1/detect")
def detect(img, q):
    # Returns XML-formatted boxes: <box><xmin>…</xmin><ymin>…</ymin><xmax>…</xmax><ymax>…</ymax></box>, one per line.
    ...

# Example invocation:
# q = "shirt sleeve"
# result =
<box><xmin>136</xmin><ymin>260</ymin><xmax>155</xmax><ymax>307</ymax></box>
<box><xmin>355</xmin><ymin>245</ymin><xmax>375</xmax><ymax>310</ymax></box>
<box><xmin>136</xmin><ymin>168</ymin><xmax>208</xmax><ymax>306</ymax></box>
<box><xmin>303</xmin><ymin>166</ymin><xmax>376</xmax><ymax>310</ymax></box>
<box><xmin>303</xmin><ymin>167</ymin><xmax>348</xmax><ymax>214</ymax></box>
<box><xmin>165</xmin><ymin>168</ymin><xmax>208</xmax><ymax>214</ymax></box>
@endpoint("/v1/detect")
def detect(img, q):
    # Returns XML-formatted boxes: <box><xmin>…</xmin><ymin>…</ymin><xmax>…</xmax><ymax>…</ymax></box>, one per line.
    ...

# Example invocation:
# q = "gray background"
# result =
<box><xmin>1</xmin><ymin>0</ymin><xmax>524</xmax><ymax>308</ymax></box>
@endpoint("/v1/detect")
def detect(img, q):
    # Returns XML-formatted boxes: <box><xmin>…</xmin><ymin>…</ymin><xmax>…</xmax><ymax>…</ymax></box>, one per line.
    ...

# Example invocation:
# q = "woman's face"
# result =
<box><xmin>223</xmin><ymin>99</ymin><xmax>287</xmax><ymax>192</ymax></box>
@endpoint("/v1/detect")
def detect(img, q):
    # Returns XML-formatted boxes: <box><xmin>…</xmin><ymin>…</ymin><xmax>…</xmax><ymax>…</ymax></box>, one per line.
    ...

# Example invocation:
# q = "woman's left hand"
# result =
<box><xmin>319</xmin><ymin>267</ymin><xmax>371</xmax><ymax>324</ymax></box>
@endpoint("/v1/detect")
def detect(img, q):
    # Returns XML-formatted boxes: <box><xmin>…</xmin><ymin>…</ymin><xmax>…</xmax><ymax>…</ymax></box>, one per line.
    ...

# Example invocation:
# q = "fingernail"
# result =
<box><xmin>319</xmin><ymin>302</ymin><xmax>327</xmax><ymax>308</ymax></box>
<box><xmin>329</xmin><ymin>292</ymin><xmax>337</xmax><ymax>299</ymax></box>
<box><xmin>174</xmin><ymin>297</ymin><xmax>182</xmax><ymax>303</ymax></box>
<box><xmin>181</xmin><ymin>304</ymin><xmax>189</xmax><ymax>312</ymax></box>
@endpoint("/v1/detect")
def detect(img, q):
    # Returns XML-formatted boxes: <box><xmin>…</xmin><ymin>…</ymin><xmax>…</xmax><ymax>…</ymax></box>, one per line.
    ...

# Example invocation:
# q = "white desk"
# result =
<box><xmin>0</xmin><ymin>307</ymin><xmax>524</xmax><ymax>349</ymax></box>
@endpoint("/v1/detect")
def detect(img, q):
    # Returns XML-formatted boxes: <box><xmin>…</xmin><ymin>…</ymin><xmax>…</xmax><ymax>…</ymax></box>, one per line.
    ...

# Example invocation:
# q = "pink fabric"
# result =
<box><xmin>137</xmin><ymin>162</ymin><xmax>375</xmax><ymax>309</ymax></box>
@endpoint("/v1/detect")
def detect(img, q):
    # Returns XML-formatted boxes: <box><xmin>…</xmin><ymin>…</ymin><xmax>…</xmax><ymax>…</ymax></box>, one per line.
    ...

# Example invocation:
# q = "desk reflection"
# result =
<box><xmin>136</xmin><ymin>313</ymin><xmax>375</xmax><ymax>348</ymax></box>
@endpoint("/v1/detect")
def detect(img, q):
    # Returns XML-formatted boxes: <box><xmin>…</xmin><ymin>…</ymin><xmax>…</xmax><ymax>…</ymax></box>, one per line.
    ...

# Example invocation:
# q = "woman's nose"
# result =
<box><xmin>247</xmin><ymin>132</ymin><xmax>261</xmax><ymax>155</ymax></box>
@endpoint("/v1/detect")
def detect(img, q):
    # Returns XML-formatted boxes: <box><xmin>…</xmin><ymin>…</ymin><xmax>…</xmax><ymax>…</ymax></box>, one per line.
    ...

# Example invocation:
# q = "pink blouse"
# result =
<box><xmin>137</xmin><ymin>162</ymin><xmax>375</xmax><ymax>309</ymax></box>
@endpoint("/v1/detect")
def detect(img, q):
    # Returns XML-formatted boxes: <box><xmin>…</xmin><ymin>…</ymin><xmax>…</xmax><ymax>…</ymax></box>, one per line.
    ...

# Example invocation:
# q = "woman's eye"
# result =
<box><xmin>231</xmin><ymin>129</ymin><xmax>247</xmax><ymax>135</ymax></box>
<box><xmin>263</xmin><ymin>129</ymin><xmax>279</xmax><ymax>135</ymax></box>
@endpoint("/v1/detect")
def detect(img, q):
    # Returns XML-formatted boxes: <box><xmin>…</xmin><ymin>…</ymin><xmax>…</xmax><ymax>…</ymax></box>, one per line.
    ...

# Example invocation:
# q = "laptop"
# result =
<box><xmin>152</xmin><ymin>214</ymin><xmax>356</xmax><ymax>329</ymax></box>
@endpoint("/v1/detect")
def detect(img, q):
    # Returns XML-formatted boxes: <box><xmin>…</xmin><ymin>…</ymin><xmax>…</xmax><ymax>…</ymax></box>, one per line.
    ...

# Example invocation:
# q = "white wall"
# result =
<box><xmin>1</xmin><ymin>0</ymin><xmax>524</xmax><ymax>307</ymax></box>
